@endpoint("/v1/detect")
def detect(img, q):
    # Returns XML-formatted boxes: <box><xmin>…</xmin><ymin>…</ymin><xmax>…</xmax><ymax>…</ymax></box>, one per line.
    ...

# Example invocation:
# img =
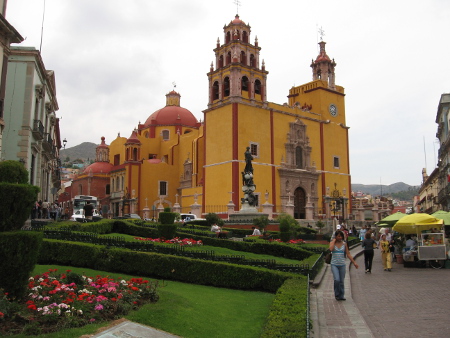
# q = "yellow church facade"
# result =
<box><xmin>106</xmin><ymin>15</ymin><xmax>351</xmax><ymax>220</ymax></box>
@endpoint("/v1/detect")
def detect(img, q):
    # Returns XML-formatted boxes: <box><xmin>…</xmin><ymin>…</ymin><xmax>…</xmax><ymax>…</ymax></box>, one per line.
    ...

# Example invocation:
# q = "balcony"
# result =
<box><xmin>42</xmin><ymin>133</ymin><xmax>53</xmax><ymax>153</ymax></box>
<box><xmin>32</xmin><ymin>120</ymin><xmax>44</xmax><ymax>140</ymax></box>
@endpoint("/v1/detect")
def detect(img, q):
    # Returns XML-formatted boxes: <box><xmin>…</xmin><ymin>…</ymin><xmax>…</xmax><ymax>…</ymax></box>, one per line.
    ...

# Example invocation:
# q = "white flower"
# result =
<box><xmin>77</xmin><ymin>309</ymin><xmax>83</xmax><ymax>315</ymax></box>
<box><xmin>29</xmin><ymin>277</ymin><xmax>34</xmax><ymax>281</ymax></box>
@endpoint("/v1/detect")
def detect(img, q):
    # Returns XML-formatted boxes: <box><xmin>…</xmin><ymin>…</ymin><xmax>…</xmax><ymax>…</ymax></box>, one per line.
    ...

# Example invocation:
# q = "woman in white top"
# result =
<box><xmin>329</xmin><ymin>230</ymin><xmax>359</xmax><ymax>300</ymax></box>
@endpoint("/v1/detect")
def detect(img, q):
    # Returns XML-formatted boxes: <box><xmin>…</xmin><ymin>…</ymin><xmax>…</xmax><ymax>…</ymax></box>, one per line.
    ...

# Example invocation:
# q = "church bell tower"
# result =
<box><xmin>207</xmin><ymin>15</ymin><xmax>268</xmax><ymax>108</ymax></box>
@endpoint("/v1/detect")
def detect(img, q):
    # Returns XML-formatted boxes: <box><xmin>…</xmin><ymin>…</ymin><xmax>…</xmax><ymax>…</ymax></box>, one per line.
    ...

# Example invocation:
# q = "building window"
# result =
<box><xmin>114</xmin><ymin>154</ymin><xmax>120</xmax><ymax>166</ymax></box>
<box><xmin>159</xmin><ymin>181</ymin><xmax>168</xmax><ymax>196</ymax></box>
<box><xmin>162</xmin><ymin>130</ymin><xmax>169</xmax><ymax>141</ymax></box>
<box><xmin>106</xmin><ymin>184</ymin><xmax>110</xmax><ymax>195</ymax></box>
<box><xmin>254</xmin><ymin>79</ymin><xmax>261</xmax><ymax>95</ymax></box>
<box><xmin>296</xmin><ymin>146</ymin><xmax>303</xmax><ymax>169</ymax></box>
<box><xmin>333</xmin><ymin>156</ymin><xmax>340</xmax><ymax>169</ymax></box>
<box><xmin>250</xmin><ymin>142</ymin><xmax>259</xmax><ymax>158</ymax></box>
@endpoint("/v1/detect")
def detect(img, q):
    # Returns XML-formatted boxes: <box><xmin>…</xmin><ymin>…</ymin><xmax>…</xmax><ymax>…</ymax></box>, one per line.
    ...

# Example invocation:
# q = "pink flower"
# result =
<box><xmin>94</xmin><ymin>304</ymin><xmax>103</xmax><ymax>311</ymax></box>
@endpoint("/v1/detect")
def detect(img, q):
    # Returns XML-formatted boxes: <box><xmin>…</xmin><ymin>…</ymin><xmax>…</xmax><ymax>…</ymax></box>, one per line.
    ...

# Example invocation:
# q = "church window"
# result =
<box><xmin>254</xmin><ymin>79</ymin><xmax>261</xmax><ymax>94</ymax></box>
<box><xmin>242</xmin><ymin>76</ymin><xmax>249</xmax><ymax>92</ymax></box>
<box><xmin>250</xmin><ymin>142</ymin><xmax>259</xmax><ymax>158</ymax></box>
<box><xmin>240</xmin><ymin>51</ymin><xmax>246</xmax><ymax>65</ymax></box>
<box><xmin>114</xmin><ymin>154</ymin><xmax>120</xmax><ymax>166</ymax></box>
<box><xmin>219</xmin><ymin>55</ymin><xmax>224</xmax><ymax>68</ymax></box>
<box><xmin>226</xmin><ymin>51</ymin><xmax>232</xmax><ymax>64</ymax></box>
<box><xmin>213</xmin><ymin>81</ymin><xmax>219</xmax><ymax>100</ymax></box>
<box><xmin>226</xmin><ymin>31</ymin><xmax>231</xmax><ymax>44</ymax></box>
<box><xmin>333</xmin><ymin>156</ymin><xmax>340</xmax><ymax>169</ymax></box>
<box><xmin>296</xmin><ymin>146</ymin><xmax>303</xmax><ymax>169</ymax></box>
<box><xmin>133</xmin><ymin>148</ymin><xmax>138</xmax><ymax>161</ymax></box>
<box><xmin>250</xmin><ymin>54</ymin><xmax>255</xmax><ymax>67</ymax></box>
<box><xmin>162</xmin><ymin>130</ymin><xmax>169</xmax><ymax>141</ymax></box>
<box><xmin>242</xmin><ymin>31</ymin><xmax>248</xmax><ymax>43</ymax></box>
<box><xmin>159</xmin><ymin>181</ymin><xmax>168</xmax><ymax>196</ymax></box>
<box><xmin>224</xmin><ymin>77</ymin><xmax>230</xmax><ymax>97</ymax></box>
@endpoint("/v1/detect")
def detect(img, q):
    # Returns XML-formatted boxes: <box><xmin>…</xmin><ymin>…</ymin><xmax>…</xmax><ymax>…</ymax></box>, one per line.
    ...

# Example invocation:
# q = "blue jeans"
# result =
<box><xmin>331</xmin><ymin>264</ymin><xmax>346</xmax><ymax>299</ymax></box>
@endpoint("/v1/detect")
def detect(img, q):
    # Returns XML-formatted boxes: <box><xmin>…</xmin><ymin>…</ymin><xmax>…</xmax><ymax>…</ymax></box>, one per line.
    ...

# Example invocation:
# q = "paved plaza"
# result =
<box><xmin>311</xmin><ymin>246</ymin><xmax>450</xmax><ymax>337</ymax></box>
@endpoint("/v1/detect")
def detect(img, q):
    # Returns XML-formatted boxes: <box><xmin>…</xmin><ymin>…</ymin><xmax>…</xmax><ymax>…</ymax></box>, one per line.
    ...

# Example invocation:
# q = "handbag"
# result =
<box><xmin>325</xmin><ymin>252</ymin><xmax>332</xmax><ymax>264</ymax></box>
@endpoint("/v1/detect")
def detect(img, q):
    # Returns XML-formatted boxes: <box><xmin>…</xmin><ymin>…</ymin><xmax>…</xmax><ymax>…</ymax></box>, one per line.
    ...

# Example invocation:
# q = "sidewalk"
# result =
<box><xmin>311</xmin><ymin>246</ymin><xmax>450</xmax><ymax>337</ymax></box>
<box><xmin>310</xmin><ymin>246</ymin><xmax>372</xmax><ymax>337</ymax></box>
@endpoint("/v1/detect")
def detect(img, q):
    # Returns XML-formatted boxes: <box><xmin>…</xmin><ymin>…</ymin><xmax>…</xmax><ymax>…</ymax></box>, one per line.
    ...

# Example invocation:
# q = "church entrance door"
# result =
<box><xmin>294</xmin><ymin>187</ymin><xmax>306</xmax><ymax>219</ymax></box>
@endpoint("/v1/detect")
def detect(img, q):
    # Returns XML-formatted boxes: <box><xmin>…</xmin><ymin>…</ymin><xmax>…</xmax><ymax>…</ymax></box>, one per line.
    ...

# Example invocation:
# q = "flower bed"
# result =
<box><xmin>133</xmin><ymin>236</ymin><xmax>203</xmax><ymax>247</ymax></box>
<box><xmin>0</xmin><ymin>269</ymin><xmax>159</xmax><ymax>336</ymax></box>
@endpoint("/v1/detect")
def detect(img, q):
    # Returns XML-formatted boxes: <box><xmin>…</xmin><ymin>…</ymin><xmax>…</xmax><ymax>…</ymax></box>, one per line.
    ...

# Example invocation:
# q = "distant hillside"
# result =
<box><xmin>351</xmin><ymin>182</ymin><xmax>419</xmax><ymax>196</ymax></box>
<box><xmin>59</xmin><ymin>142</ymin><xmax>96</xmax><ymax>162</ymax></box>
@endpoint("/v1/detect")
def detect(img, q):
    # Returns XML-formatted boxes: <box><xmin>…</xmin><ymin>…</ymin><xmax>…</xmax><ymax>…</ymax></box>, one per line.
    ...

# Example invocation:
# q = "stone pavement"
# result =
<box><xmin>311</xmin><ymin>246</ymin><xmax>450</xmax><ymax>338</ymax></box>
<box><xmin>90</xmin><ymin>320</ymin><xmax>180</xmax><ymax>338</ymax></box>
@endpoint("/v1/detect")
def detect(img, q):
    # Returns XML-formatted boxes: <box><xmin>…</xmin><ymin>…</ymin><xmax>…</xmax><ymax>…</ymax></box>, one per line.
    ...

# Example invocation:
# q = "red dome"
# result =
<box><xmin>231</xmin><ymin>14</ymin><xmax>245</xmax><ymax>25</ymax></box>
<box><xmin>83</xmin><ymin>162</ymin><xmax>114</xmax><ymax>174</ymax></box>
<box><xmin>144</xmin><ymin>106</ymin><xmax>198</xmax><ymax>127</ymax></box>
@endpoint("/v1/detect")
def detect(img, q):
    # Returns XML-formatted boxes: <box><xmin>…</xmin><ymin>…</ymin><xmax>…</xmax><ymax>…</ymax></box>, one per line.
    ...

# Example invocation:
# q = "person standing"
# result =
<box><xmin>380</xmin><ymin>234</ymin><xmax>392</xmax><ymax>271</ymax></box>
<box><xmin>42</xmin><ymin>200</ymin><xmax>49</xmax><ymax>219</ymax></box>
<box><xmin>83</xmin><ymin>201</ymin><xmax>94</xmax><ymax>220</ymax></box>
<box><xmin>359</xmin><ymin>225</ymin><xmax>367</xmax><ymax>241</ymax></box>
<box><xmin>361</xmin><ymin>232</ymin><xmax>377</xmax><ymax>273</ymax></box>
<box><xmin>329</xmin><ymin>230</ymin><xmax>359</xmax><ymax>301</ymax></box>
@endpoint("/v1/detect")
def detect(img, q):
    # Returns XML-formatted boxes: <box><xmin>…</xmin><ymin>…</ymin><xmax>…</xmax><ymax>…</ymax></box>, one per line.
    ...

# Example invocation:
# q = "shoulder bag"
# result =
<box><xmin>325</xmin><ymin>252</ymin><xmax>332</xmax><ymax>264</ymax></box>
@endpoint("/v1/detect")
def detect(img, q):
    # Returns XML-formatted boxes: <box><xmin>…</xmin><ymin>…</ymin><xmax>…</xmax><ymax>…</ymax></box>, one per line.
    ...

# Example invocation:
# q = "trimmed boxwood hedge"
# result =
<box><xmin>261</xmin><ymin>278</ymin><xmax>309</xmax><ymax>337</ymax></box>
<box><xmin>37</xmin><ymin>240</ymin><xmax>295</xmax><ymax>292</ymax></box>
<box><xmin>0</xmin><ymin>231</ymin><xmax>43</xmax><ymax>299</ymax></box>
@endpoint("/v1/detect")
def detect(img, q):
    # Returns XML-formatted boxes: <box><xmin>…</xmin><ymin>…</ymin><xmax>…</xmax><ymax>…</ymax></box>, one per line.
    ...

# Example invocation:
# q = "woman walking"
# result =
<box><xmin>380</xmin><ymin>234</ymin><xmax>392</xmax><ymax>271</ymax></box>
<box><xmin>329</xmin><ymin>230</ymin><xmax>359</xmax><ymax>301</ymax></box>
<box><xmin>361</xmin><ymin>232</ymin><xmax>377</xmax><ymax>273</ymax></box>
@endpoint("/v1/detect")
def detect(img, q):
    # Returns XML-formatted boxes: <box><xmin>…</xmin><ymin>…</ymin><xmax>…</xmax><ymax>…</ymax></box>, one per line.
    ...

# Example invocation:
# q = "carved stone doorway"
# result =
<box><xmin>294</xmin><ymin>187</ymin><xmax>306</xmax><ymax>219</ymax></box>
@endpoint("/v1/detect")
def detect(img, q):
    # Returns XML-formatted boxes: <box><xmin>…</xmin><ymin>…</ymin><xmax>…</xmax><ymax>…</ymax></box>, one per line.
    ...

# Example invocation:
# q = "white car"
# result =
<box><xmin>70</xmin><ymin>209</ymin><xmax>102</xmax><ymax>221</ymax></box>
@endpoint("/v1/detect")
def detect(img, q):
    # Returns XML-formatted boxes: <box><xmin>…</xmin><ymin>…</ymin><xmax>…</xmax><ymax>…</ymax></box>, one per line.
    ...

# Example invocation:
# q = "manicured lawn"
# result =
<box><xmin>18</xmin><ymin>265</ymin><xmax>275</xmax><ymax>338</ymax></box>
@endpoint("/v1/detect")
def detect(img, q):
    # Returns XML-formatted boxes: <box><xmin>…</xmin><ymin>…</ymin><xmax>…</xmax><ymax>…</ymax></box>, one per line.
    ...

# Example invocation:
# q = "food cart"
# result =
<box><xmin>392</xmin><ymin>213</ymin><xmax>447</xmax><ymax>269</ymax></box>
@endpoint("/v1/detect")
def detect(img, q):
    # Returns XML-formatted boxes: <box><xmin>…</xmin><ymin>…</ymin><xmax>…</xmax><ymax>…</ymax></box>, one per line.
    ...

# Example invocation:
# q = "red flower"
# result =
<box><xmin>0</xmin><ymin>312</ymin><xmax>4</xmax><ymax>317</ymax></box>
<box><xmin>27</xmin><ymin>304</ymin><xmax>37</xmax><ymax>311</ymax></box>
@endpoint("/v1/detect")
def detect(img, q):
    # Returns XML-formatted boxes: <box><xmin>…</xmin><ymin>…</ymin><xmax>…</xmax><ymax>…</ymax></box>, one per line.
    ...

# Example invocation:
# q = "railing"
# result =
<box><xmin>42</xmin><ymin>133</ymin><xmax>53</xmax><ymax>153</ymax></box>
<box><xmin>32</xmin><ymin>120</ymin><xmax>44</xmax><ymax>140</ymax></box>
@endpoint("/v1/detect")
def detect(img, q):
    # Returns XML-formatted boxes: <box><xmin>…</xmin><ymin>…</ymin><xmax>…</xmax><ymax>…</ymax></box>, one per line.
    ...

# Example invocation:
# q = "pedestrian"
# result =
<box><xmin>380</xmin><ymin>234</ymin><xmax>392</xmax><ymax>271</ymax></box>
<box><xmin>42</xmin><ymin>200</ymin><xmax>49</xmax><ymax>219</ymax></box>
<box><xmin>329</xmin><ymin>230</ymin><xmax>359</xmax><ymax>301</ymax></box>
<box><xmin>361</xmin><ymin>232</ymin><xmax>377</xmax><ymax>273</ymax></box>
<box><xmin>83</xmin><ymin>201</ymin><xmax>94</xmax><ymax>220</ymax></box>
<box><xmin>251</xmin><ymin>226</ymin><xmax>261</xmax><ymax>236</ymax></box>
<box><xmin>359</xmin><ymin>225</ymin><xmax>367</xmax><ymax>241</ymax></box>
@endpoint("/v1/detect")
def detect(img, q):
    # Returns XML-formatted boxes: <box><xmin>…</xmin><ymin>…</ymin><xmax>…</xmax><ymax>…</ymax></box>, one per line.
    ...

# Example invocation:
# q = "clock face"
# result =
<box><xmin>329</xmin><ymin>104</ymin><xmax>338</xmax><ymax>117</ymax></box>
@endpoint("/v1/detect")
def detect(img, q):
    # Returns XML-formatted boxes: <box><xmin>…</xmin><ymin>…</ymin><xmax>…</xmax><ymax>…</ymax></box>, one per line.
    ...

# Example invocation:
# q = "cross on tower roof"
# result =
<box><xmin>233</xmin><ymin>0</ymin><xmax>241</xmax><ymax>14</ymax></box>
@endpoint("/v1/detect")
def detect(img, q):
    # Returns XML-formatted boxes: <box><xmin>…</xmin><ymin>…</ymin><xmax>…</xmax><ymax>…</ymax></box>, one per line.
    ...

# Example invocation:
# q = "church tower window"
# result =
<box><xmin>162</xmin><ymin>130</ymin><xmax>169</xmax><ymax>141</ymax></box>
<box><xmin>333</xmin><ymin>156</ymin><xmax>340</xmax><ymax>168</ymax></box>
<box><xmin>223</xmin><ymin>77</ymin><xmax>230</xmax><ymax>97</ymax></box>
<box><xmin>226</xmin><ymin>51</ymin><xmax>231</xmax><ymax>64</ymax></box>
<box><xmin>219</xmin><ymin>55</ymin><xmax>223</xmax><ymax>68</ymax></box>
<box><xmin>240</xmin><ymin>51</ymin><xmax>246</xmax><ymax>65</ymax></box>
<box><xmin>241</xmin><ymin>76</ymin><xmax>249</xmax><ymax>92</ymax></box>
<box><xmin>213</xmin><ymin>81</ymin><xmax>219</xmax><ymax>100</ymax></box>
<box><xmin>254</xmin><ymin>79</ymin><xmax>261</xmax><ymax>95</ymax></box>
<box><xmin>242</xmin><ymin>31</ymin><xmax>248</xmax><ymax>43</ymax></box>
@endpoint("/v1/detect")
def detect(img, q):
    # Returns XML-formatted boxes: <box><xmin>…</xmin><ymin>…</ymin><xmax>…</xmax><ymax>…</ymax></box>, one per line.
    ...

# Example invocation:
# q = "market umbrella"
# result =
<box><xmin>431</xmin><ymin>210</ymin><xmax>450</xmax><ymax>225</ymax></box>
<box><xmin>392</xmin><ymin>213</ymin><xmax>443</xmax><ymax>235</ymax></box>
<box><xmin>376</xmin><ymin>211</ymin><xmax>406</xmax><ymax>227</ymax></box>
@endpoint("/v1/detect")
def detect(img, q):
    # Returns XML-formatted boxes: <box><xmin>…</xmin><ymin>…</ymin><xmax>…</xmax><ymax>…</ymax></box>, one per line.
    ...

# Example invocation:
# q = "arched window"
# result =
<box><xmin>296</xmin><ymin>146</ymin><xmax>303</xmax><ymax>169</ymax></box>
<box><xmin>162</xmin><ymin>130</ymin><xmax>169</xmax><ymax>140</ymax></box>
<box><xmin>226</xmin><ymin>51</ymin><xmax>232</xmax><ymax>64</ymax></box>
<box><xmin>223</xmin><ymin>77</ymin><xmax>230</xmax><ymax>97</ymax></box>
<box><xmin>213</xmin><ymin>81</ymin><xmax>219</xmax><ymax>100</ymax></box>
<box><xmin>219</xmin><ymin>55</ymin><xmax>224</xmax><ymax>68</ymax></box>
<box><xmin>133</xmin><ymin>148</ymin><xmax>138</xmax><ymax>161</ymax></box>
<box><xmin>250</xmin><ymin>54</ymin><xmax>255</xmax><ymax>67</ymax></box>
<box><xmin>242</xmin><ymin>31</ymin><xmax>248</xmax><ymax>43</ymax></box>
<box><xmin>240</xmin><ymin>51</ymin><xmax>246</xmax><ymax>65</ymax></box>
<box><xmin>254</xmin><ymin>79</ymin><xmax>261</xmax><ymax>95</ymax></box>
<box><xmin>226</xmin><ymin>31</ymin><xmax>231</xmax><ymax>44</ymax></box>
<box><xmin>241</xmin><ymin>76</ymin><xmax>249</xmax><ymax>92</ymax></box>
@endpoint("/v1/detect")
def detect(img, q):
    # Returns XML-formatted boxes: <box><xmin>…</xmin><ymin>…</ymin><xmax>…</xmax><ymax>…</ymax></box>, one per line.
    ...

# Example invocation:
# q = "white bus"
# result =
<box><xmin>70</xmin><ymin>195</ymin><xmax>100</xmax><ymax>221</ymax></box>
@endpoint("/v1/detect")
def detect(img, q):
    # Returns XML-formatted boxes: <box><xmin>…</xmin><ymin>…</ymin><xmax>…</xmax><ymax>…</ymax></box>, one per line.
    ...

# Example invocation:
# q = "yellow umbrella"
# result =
<box><xmin>392</xmin><ymin>213</ymin><xmax>443</xmax><ymax>235</ymax></box>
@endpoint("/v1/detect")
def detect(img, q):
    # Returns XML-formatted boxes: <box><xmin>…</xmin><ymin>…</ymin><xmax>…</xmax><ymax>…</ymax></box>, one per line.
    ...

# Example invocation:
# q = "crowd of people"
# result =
<box><xmin>32</xmin><ymin>200</ymin><xmax>69</xmax><ymax>220</ymax></box>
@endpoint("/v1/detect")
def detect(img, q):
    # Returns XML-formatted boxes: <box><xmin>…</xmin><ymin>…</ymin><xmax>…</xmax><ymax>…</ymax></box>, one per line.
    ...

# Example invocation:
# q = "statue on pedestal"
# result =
<box><xmin>241</xmin><ymin>147</ymin><xmax>257</xmax><ymax>207</ymax></box>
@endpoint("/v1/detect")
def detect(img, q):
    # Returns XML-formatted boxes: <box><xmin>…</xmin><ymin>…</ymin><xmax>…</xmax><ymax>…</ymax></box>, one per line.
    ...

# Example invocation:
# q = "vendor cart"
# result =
<box><xmin>418</xmin><ymin>232</ymin><xmax>447</xmax><ymax>268</ymax></box>
<box><xmin>393</xmin><ymin>213</ymin><xmax>447</xmax><ymax>269</ymax></box>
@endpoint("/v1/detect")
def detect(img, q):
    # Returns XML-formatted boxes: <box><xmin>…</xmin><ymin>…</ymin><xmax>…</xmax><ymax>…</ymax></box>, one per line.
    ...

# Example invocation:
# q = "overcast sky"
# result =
<box><xmin>5</xmin><ymin>0</ymin><xmax>450</xmax><ymax>186</ymax></box>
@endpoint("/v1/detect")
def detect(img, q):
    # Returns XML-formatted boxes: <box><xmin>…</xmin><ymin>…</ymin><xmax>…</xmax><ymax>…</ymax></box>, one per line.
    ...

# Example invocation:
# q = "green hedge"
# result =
<box><xmin>37</xmin><ymin>240</ymin><xmax>292</xmax><ymax>292</ymax></box>
<box><xmin>261</xmin><ymin>278</ymin><xmax>308</xmax><ymax>337</ymax></box>
<box><xmin>158</xmin><ymin>212</ymin><xmax>176</xmax><ymax>225</ymax></box>
<box><xmin>0</xmin><ymin>231</ymin><xmax>43</xmax><ymax>299</ymax></box>
<box><xmin>51</xmin><ymin>219</ymin><xmax>113</xmax><ymax>234</ymax></box>
<box><xmin>112</xmin><ymin>220</ymin><xmax>158</xmax><ymax>238</ymax></box>
<box><xmin>0</xmin><ymin>183</ymin><xmax>39</xmax><ymax>231</ymax></box>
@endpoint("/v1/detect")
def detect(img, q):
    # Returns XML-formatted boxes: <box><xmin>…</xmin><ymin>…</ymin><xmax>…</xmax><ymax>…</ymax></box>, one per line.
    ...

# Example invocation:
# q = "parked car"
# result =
<box><xmin>178</xmin><ymin>213</ymin><xmax>206</xmax><ymax>224</ymax></box>
<box><xmin>70</xmin><ymin>209</ymin><xmax>102</xmax><ymax>221</ymax></box>
<box><xmin>113</xmin><ymin>213</ymin><xmax>142</xmax><ymax>220</ymax></box>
